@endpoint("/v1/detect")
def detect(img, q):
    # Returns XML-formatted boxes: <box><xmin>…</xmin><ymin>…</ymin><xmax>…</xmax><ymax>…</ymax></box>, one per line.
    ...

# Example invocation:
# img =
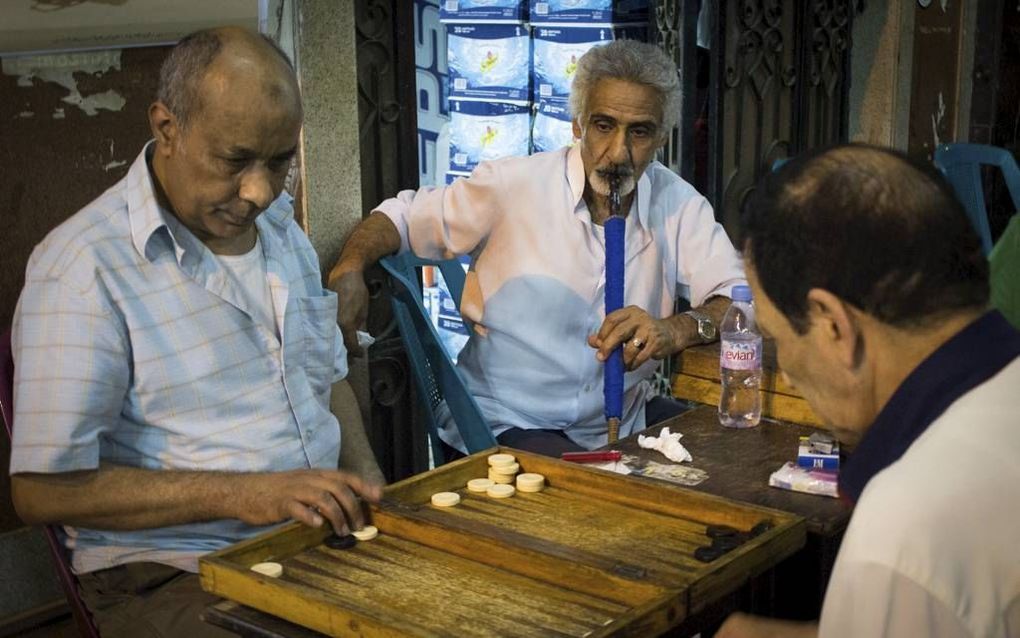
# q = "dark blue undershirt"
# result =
<box><xmin>840</xmin><ymin>310</ymin><xmax>1020</xmax><ymax>503</ymax></box>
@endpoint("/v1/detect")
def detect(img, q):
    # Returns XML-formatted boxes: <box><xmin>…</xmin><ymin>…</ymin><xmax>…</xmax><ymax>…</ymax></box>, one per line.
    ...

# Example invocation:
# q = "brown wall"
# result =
<box><xmin>0</xmin><ymin>45</ymin><xmax>166</xmax><ymax>532</ymax></box>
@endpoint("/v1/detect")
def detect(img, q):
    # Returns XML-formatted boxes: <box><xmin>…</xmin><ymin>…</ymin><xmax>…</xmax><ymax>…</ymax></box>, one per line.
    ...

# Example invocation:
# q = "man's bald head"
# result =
<box><xmin>157</xmin><ymin>27</ymin><xmax>300</xmax><ymax>131</ymax></box>
<box><xmin>741</xmin><ymin>144</ymin><xmax>989</xmax><ymax>333</ymax></box>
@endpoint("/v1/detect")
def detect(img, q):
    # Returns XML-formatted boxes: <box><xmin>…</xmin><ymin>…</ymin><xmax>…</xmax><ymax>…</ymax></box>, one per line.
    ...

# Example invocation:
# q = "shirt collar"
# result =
<box><xmin>127</xmin><ymin>141</ymin><xmax>179</xmax><ymax>262</ymax></box>
<box><xmin>840</xmin><ymin>310</ymin><xmax>1020</xmax><ymax>502</ymax></box>
<box><xmin>127</xmin><ymin>141</ymin><xmax>294</xmax><ymax>264</ymax></box>
<box><xmin>564</xmin><ymin>144</ymin><xmax>652</xmax><ymax>231</ymax></box>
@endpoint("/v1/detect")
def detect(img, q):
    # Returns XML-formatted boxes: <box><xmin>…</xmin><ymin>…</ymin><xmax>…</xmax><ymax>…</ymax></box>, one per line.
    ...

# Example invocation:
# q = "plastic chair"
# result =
<box><xmin>379</xmin><ymin>254</ymin><xmax>496</xmax><ymax>459</ymax></box>
<box><xmin>0</xmin><ymin>328</ymin><xmax>101</xmax><ymax>637</ymax></box>
<box><xmin>933</xmin><ymin>143</ymin><xmax>1020</xmax><ymax>255</ymax></box>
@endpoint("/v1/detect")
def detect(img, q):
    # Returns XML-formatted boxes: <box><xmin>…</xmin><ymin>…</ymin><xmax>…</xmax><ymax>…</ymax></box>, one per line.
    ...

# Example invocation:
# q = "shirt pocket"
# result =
<box><xmin>294</xmin><ymin>292</ymin><xmax>339</xmax><ymax>398</ymax></box>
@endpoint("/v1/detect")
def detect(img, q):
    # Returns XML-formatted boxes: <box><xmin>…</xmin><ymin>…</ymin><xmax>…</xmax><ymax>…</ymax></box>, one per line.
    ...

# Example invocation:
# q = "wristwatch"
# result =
<box><xmin>685</xmin><ymin>310</ymin><xmax>717</xmax><ymax>343</ymax></box>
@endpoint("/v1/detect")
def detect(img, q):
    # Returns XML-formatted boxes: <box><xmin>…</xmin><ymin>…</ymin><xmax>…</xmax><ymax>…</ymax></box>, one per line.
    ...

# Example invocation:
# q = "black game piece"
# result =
<box><xmin>324</xmin><ymin>533</ymin><xmax>357</xmax><ymax>550</ymax></box>
<box><xmin>710</xmin><ymin>535</ymin><xmax>744</xmax><ymax>552</ymax></box>
<box><xmin>706</xmin><ymin>524</ymin><xmax>740</xmax><ymax>538</ymax></box>
<box><xmin>750</xmin><ymin>520</ymin><xmax>774</xmax><ymax>537</ymax></box>
<box><xmin>694</xmin><ymin>546</ymin><xmax>723</xmax><ymax>563</ymax></box>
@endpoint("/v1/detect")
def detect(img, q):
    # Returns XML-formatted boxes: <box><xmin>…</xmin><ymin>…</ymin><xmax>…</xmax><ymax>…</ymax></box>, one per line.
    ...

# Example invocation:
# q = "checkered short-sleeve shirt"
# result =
<box><xmin>10</xmin><ymin>144</ymin><xmax>347</xmax><ymax>573</ymax></box>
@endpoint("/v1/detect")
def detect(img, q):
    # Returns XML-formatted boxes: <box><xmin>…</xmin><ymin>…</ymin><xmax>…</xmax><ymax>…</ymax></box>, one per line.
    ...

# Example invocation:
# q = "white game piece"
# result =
<box><xmin>487</xmin><ymin>453</ymin><xmax>516</xmax><ymax>467</ymax></box>
<box><xmin>486</xmin><ymin>484</ymin><xmax>516</xmax><ymax>498</ymax></box>
<box><xmin>467</xmin><ymin>478</ymin><xmax>494</xmax><ymax>492</ymax></box>
<box><xmin>488</xmin><ymin>470</ymin><xmax>514</xmax><ymax>484</ymax></box>
<box><xmin>516</xmin><ymin>473</ymin><xmax>545</xmax><ymax>492</ymax></box>
<box><xmin>431</xmin><ymin>491</ymin><xmax>461</xmax><ymax>507</ymax></box>
<box><xmin>250</xmin><ymin>562</ymin><xmax>283</xmax><ymax>577</ymax></box>
<box><xmin>489</xmin><ymin>462</ymin><xmax>520</xmax><ymax>475</ymax></box>
<box><xmin>352</xmin><ymin>525</ymin><xmax>379</xmax><ymax>541</ymax></box>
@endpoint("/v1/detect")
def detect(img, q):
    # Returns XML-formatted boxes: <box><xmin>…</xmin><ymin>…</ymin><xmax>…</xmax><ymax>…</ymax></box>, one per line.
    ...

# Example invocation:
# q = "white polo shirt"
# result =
<box><xmin>820</xmin><ymin>354</ymin><xmax>1020</xmax><ymax>637</ymax></box>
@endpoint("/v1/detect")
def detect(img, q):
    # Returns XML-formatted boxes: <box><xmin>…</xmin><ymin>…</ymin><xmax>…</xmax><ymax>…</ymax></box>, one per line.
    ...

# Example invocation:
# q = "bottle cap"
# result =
<box><xmin>732</xmin><ymin>285</ymin><xmax>753</xmax><ymax>302</ymax></box>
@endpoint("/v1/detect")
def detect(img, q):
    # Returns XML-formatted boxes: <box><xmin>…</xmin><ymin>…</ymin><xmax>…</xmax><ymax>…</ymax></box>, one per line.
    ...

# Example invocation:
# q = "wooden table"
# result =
<box><xmin>201</xmin><ymin>446</ymin><xmax>806</xmax><ymax>637</ymax></box>
<box><xmin>672</xmin><ymin>342</ymin><xmax>823</xmax><ymax>427</ymax></box>
<box><xmin>612</xmin><ymin>405</ymin><xmax>852</xmax><ymax>620</ymax></box>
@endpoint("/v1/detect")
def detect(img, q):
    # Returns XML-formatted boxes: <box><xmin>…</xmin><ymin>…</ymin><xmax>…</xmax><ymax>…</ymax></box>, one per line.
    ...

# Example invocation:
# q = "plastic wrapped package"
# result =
<box><xmin>448</xmin><ymin>100</ymin><xmax>531</xmax><ymax>172</ymax></box>
<box><xmin>448</xmin><ymin>23</ymin><xmax>531</xmax><ymax>103</ymax></box>
<box><xmin>440</xmin><ymin>0</ymin><xmax>528</xmax><ymax>23</ymax></box>
<box><xmin>532</xmin><ymin>25</ymin><xmax>646</xmax><ymax>104</ymax></box>
<box><xmin>531</xmin><ymin>100</ymin><xmax>575</xmax><ymax>153</ymax></box>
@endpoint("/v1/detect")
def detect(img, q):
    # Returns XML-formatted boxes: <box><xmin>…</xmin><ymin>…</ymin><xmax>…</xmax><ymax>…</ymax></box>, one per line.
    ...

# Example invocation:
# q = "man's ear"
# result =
<box><xmin>572</xmin><ymin>118</ymin><xmax>582</xmax><ymax>141</ymax></box>
<box><xmin>149</xmin><ymin>101</ymin><xmax>178</xmax><ymax>156</ymax></box>
<box><xmin>805</xmin><ymin>288</ymin><xmax>862</xmax><ymax>371</ymax></box>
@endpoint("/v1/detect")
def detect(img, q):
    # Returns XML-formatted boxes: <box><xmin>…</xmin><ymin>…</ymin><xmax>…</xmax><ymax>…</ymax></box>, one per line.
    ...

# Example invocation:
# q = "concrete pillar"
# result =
<box><xmin>848</xmin><ymin>0</ymin><xmax>914</xmax><ymax>149</ymax></box>
<box><xmin>290</xmin><ymin>0</ymin><xmax>374</xmax><ymax>443</ymax></box>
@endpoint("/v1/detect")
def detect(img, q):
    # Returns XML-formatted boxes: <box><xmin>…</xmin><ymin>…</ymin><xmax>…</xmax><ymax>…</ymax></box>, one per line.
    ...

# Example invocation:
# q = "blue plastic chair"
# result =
<box><xmin>933</xmin><ymin>143</ymin><xmax>1020</xmax><ymax>255</ymax></box>
<box><xmin>379</xmin><ymin>254</ymin><xmax>496</xmax><ymax>459</ymax></box>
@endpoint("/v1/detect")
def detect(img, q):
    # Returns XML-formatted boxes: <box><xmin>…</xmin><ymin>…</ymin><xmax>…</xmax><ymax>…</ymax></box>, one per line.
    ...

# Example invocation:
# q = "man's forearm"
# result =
<box><xmin>327</xmin><ymin>212</ymin><xmax>402</xmax><ymax>285</ymax></box>
<box><xmin>662</xmin><ymin>295</ymin><xmax>732</xmax><ymax>352</ymax></box>
<box><xmin>11</xmin><ymin>465</ymin><xmax>250</xmax><ymax>530</ymax></box>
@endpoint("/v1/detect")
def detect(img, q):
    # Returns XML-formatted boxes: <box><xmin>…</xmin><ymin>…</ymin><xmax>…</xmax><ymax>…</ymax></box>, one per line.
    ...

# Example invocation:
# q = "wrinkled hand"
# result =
<box><xmin>234</xmin><ymin>469</ymin><xmax>384</xmax><ymax>535</ymax></box>
<box><xmin>589</xmin><ymin>305</ymin><xmax>676</xmax><ymax>371</ymax></box>
<box><xmin>328</xmin><ymin>269</ymin><xmax>370</xmax><ymax>358</ymax></box>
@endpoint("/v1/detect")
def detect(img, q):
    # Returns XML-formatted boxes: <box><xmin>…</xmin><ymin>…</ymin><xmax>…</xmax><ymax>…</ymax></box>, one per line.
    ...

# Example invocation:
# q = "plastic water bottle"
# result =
<box><xmin>719</xmin><ymin>285</ymin><xmax>762</xmax><ymax>428</ymax></box>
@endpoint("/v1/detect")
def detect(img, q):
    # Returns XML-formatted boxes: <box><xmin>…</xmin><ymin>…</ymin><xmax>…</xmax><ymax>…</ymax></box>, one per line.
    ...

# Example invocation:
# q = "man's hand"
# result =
<box><xmin>714</xmin><ymin>613</ymin><xmax>818</xmax><ymax>638</ymax></box>
<box><xmin>12</xmin><ymin>464</ymin><xmax>383</xmax><ymax>533</ymax></box>
<box><xmin>233</xmin><ymin>469</ymin><xmax>383</xmax><ymax>535</ymax></box>
<box><xmin>327</xmin><ymin>212</ymin><xmax>404</xmax><ymax>357</ymax></box>
<box><xmin>328</xmin><ymin>267</ymin><xmax>370</xmax><ymax>357</ymax></box>
<box><xmin>589</xmin><ymin>305</ymin><xmax>680</xmax><ymax>371</ymax></box>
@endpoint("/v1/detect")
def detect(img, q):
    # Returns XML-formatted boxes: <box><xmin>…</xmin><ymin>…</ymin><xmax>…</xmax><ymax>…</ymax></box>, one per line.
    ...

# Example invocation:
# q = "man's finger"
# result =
<box><xmin>328</xmin><ymin>482</ymin><xmax>365</xmax><ymax>532</ymax></box>
<box><xmin>287</xmin><ymin>500</ymin><xmax>323</xmax><ymax>528</ymax></box>
<box><xmin>599</xmin><ymin>319</ymin><xmax>641</xmax><ymax>358</ymax></box>
<box><xmin>307</xmin><ymin>488</ymin><xmax>351</xmax><ymax>535</ymax></box>
<box><xmin>340</xmin><ymin>472</ymin><xmax>384</xmax><ymax>503</ymax></box>
<box><xmin>631</xmin><ymin>342</ymin><xmax>655</xmax><ymax>369</ymax></box>
<box><xmin>596</xmin><ymin>308</ymin><xmax>629</xmax><ymax>341</ymax></box>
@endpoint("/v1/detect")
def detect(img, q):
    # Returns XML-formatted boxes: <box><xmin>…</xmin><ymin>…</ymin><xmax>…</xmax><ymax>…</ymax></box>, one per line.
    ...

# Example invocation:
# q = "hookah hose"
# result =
<box><xmin>604</xmin><ymin>176</ymin><xmax>624</xmax><ymax>443</ymax></box>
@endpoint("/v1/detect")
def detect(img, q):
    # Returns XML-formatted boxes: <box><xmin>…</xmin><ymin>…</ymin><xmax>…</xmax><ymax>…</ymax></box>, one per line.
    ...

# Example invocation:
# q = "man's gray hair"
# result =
<box><xmin>569</xmin><ymin>39</ymin><xmax>681</xmax><ymax>135</ymax></box>
<box><xmin>157</xmin><ymin>29</ymin><xmax>294</xmax><ymax>130</ymax></box>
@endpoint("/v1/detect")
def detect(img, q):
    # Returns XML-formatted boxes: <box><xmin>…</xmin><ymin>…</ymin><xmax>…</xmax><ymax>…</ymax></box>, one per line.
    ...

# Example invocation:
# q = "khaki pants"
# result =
<box><xmin>77</xmin><ymin>562</ymin><xmax>235</xmax><ymax>638</ymax></box>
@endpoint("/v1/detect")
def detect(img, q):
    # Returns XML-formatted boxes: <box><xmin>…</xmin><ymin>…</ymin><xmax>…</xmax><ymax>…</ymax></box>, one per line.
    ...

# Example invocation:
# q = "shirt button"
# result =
<box><xmin>584</xmin><ymin>384</ymin><xmax>591</xmax><ymax>392</ymax></box>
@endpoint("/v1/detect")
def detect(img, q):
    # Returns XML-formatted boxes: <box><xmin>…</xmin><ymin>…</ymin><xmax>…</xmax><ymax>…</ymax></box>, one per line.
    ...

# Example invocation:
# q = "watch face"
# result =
<box><xmin>700</xmin><ymin>319</ymin><xmax>716</xmax><ymax>341</ymax></box>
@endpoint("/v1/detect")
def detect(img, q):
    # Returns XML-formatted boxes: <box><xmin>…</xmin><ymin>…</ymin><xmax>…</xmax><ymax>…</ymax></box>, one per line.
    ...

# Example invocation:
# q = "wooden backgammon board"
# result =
<box><xmin>199</xmin><ymin>447</ymin><xmax>806</xmax><ymax>637</ymax></box>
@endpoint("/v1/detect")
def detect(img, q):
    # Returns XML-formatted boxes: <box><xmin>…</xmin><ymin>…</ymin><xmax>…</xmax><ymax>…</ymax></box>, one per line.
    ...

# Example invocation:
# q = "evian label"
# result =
<box><xmin>720</xmin><ymin>339</ymin><xmax>761</xmax><ymax>371</ymax></box>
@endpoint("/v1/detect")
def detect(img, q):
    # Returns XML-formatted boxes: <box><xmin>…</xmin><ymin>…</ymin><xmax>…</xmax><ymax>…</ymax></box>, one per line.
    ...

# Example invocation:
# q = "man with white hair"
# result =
<box><xmin>331</xmin><ymin>40</ymin><xmax>746</xmax><ymax>456</ymax></box>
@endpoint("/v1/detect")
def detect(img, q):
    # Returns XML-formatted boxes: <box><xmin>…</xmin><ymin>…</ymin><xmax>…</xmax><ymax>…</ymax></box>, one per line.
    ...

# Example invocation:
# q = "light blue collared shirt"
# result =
<box><xmin>378</xmin><ymin>145</ymin><xmax>746</xmax><ymax>450</ymax></box>
<box><xmin>10</xmin><ymin>144</ymin><xmax>347</xmax><ymax>573</ymax></box>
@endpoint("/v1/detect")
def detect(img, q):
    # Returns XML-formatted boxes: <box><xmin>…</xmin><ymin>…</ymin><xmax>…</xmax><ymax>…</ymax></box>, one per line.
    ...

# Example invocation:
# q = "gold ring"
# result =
<box><xmin>631</xmin><ymin>338</ymin><xmax>644</xmax><ymax>349</ymax></box>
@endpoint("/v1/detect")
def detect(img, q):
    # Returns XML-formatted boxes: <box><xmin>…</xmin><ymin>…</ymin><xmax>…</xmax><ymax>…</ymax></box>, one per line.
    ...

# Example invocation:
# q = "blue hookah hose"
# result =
<box><xmin>604</xmin><ymin>179</ymin><xmax>624</xmax><ymax>442</ymax></box>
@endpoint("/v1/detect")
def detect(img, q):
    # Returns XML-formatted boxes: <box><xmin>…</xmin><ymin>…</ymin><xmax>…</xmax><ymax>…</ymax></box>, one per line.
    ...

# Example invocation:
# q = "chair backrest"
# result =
<box><xmin>0</xmin><ymin>328</ymin><xmax>101</xmax><ymax>638</ymax></box>
<box><xmin>933</xmin><ymin>143</ymin><xmax>1020</xmax><ymax>256</ymax></box>
<box><xmin>379</xmin><ymin>254</ymin><xmax>496</xmax><ymax>457</ymax></box>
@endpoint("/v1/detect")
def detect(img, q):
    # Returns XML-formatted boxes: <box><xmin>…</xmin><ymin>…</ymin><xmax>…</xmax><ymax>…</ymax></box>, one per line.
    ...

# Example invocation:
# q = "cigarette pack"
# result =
<box><xmin>796</xmin><ymin>435</ymin><xmax>840</xmax><ymax>470</ymax></box>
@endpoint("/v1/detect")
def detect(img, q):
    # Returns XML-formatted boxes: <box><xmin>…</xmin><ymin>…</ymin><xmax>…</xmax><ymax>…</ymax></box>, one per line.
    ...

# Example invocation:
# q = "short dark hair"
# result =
<box><xmin>741</xmin><ymin>143</ymin><xmax>989</xmax><ymax>333</ymax></box>
<box><xmin>157</xmin><ymin>29</ymin><xmax>294</xmax><ymax>130</ymax></box>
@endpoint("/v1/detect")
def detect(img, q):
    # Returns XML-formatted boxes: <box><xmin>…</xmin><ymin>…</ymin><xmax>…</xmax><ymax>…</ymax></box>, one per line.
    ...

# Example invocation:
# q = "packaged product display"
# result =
<box><xmin>448</xmin><ymin>23</ymin><xmax>531</xmax><ymax>103</ymax></box>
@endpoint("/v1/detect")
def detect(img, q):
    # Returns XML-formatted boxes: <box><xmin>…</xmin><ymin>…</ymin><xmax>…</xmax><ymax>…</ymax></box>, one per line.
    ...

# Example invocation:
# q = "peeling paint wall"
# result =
<box><xmin>0</xmin><ymin>46</ymin><xmax>166</xmax><ymax>540</ymax></box>
<box><xmin>2</xmin><ymin>50</ymin><xmax>127</xmax><ymax>117</ymax></box>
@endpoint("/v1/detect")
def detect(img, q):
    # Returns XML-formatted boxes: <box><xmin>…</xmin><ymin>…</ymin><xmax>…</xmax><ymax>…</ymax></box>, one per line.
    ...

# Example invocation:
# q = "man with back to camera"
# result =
<box><xmin>329</xmin><ymin>40</ymin><xmax>747</xmax><ymax>457</ymax></box>
<box><xmin>716</xmin><ymin>144</ymin><xmax>1020</xmax><ymax>638</ymax></box>
<box><xmin>9</xmin><ymin>27</ymin><xmax>383</xmax><ymax>637</ymax></box>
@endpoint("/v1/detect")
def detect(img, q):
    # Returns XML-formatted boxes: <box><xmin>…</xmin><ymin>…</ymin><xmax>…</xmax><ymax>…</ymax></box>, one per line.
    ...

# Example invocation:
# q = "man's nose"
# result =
<box><xmin>238</xmin><ymin>166</ymin><xmax>275</xmax><ymax>210</ymax></box>
<box><xmin>608</xmin><ymin>130</ymin><xmax>633</xmax><ymax>166</ymax></box>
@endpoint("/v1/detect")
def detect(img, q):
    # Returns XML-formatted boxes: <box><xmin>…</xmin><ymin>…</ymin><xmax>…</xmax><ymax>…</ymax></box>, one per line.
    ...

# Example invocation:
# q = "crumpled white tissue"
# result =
<box><xmin>637</xmin><ymin>427</ymin><xmax>692</xmax><ymax>463</ymax></box>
